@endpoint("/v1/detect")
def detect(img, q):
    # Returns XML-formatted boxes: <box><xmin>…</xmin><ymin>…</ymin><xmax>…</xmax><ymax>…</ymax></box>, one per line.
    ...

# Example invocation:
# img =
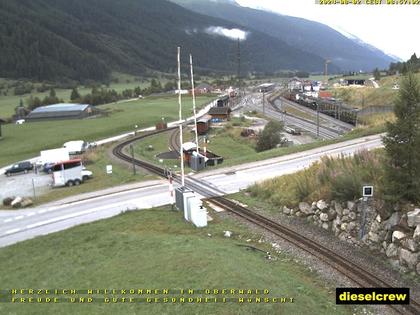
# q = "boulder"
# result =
<box><xmin>407</xmin><ymin>208</ymin><xmax>420</xmax><ymax>227</ymax></box>
<box><xmin>401</xmin><ymin>238</ymin><xmax>418</xmax><ymax>252</ymax></box>
<box><xmin>341</xmin><ymin>215</ymin><xmax>350</xmax><ymax>223</ymax></box>
<box><xmin>316</xmin><ymin>200</ymin><xmax>328</xmax><ymax>211</ymax></box>
<box><xmin>413</xmin><ymin>225</ymin><xmax>420</xmax><ymax>241</ymax></box>
<box><xmin>342</xmin><ymin>209</ymin><xmax>350</xmax><ymax>216</ymax></box>
<box><xmin>375</xmin><ymin>215</ymin><xmax>382</xmax><ymax>223</ymax></box>
<box><xmin>417</xmin><ymin>262</ymin><xmax>420</xmax><ymax>275</ymax></box>
<box><xmin>299</xmin><ymin>202</ymin><xmax>314</xmax><ymax>215</ymax></box>
<box><xmin>20</xmin><ymin>198</ymin><xmax>33</xmax><ymax>208</ymax></box>
<box><xmin>11</xmin><ymin>196</ymin><xmax>23</xmax><ymax>207</ymax></box>
<box><xmin>341</xmin><ymin>223</ymin><xmax>348</xmax><ymax>231</ymax></box>
<box><xmin>399</xmin><ymin>248</ymin><xmax>419</xmax><ymax>269</ymax></box>
<box><xmin>282</xmin><ymin>206</ymin><xmax>291</xmax><ymax>215</ymax></box>
<box><xmin>398</xmin><ymin>214</ymin><xmax>409</xmax><ymax>229</ymax></box>
<box><xmin>368</xmin><ymin>232</ymin><xmax>380</xmax><ymax>243</ymax></box>
<box><xmin>383</xmin><ymin>212</ymin><xmax>401</xmax><ymax>230</ymax></box>
<box><xmin>320</xmin><ymin>213</ymin><xmax>329</xmax><ymax>222</ymax></box>
<box><xmin>322</xmin><ymin>223</ymin><xmax>329</xmax><ymax>230</ymax></box>
<box><xmin>3</xmin><ymin>197</ymin><xmax>15</xmax><ymax>206</ymax></box>
<box><xmin>386</xmin><ymin>243</ymin><xmax>399</xmax><ymax>258</ymax></box>
<box><xmin>348</xmin><ymin>221</ymin><xmax>357</xmax><ymax>231</ymax></box>
<box><xmin>224</xmin><ymin>231</ymin><xmax>232</xmax><ymax>238</ymax></box>
<box><xmin>348</xmin><ymin>212</ymin><xmax>357</xmax><ymax>221</ymax></box>
<box><xmin>347</xmin><ymin>201</ymin><xmax>356</xmax><ymax>212</ymax></box>
<box><xmin>392</xmin><ymin>231</ymin><xmax>406</xmax><ymax>243</ymax></box>
<box><xmin>335</xmin><ymin>202</ymin><xmax>343</xmax><ymax>216</ymax></box>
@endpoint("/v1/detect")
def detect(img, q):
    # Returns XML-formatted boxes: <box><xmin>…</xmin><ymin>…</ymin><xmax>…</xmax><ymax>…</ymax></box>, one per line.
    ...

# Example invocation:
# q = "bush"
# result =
<box><xmin>256</xmin><ymin>121</ymin><xmax>284</xmax><ymax>152</ymax></box>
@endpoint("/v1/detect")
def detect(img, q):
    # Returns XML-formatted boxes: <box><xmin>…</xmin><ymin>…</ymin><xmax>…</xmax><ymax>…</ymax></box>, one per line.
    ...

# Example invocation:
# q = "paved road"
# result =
<box><xmin>0</xmin><ymin>133</ymin><xmax>384</xmax><ymax>247</ymax></box>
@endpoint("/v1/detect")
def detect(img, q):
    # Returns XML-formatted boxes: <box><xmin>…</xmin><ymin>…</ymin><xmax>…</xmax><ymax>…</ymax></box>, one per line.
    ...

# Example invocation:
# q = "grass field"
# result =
<box><xmin>0</xmin><ymin>207</ymin><xmax>353</xmax><ymax>315</ymax></box>
<box><xmin>0</xmin><ymin>95</ymin><xmax>215</xmax><ymax>167</ymax></box>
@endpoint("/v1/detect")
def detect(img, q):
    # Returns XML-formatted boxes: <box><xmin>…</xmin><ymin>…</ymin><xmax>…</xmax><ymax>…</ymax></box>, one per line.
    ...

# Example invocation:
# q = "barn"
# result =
<box><xmin>208</xmin><ymin>107</ymin><xmax>231</xmax><ymax>121</ymax></box>
<box><xmin>25</xmin><ymin>103</ymin><xmax>93</xmax><ymax>121</ymax></box>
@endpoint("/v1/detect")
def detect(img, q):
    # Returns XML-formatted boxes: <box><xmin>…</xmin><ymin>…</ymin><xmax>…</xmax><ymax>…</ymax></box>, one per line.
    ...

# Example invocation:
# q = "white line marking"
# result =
<box><xmin>15</xmin><ymin>216</ymin><xmax>24</xmax><ymax>220</ymax></box>
<box><xmin>3</xmin><ymin>218</ymin><xmax>13</xmax><ymax>223</ymax></box>
<box><xmin>26</xmin><ymin>212</ymin><xmax>35</xmax><ymax>217</ymax></box>
<box><xmin>4</xmin><ymin>228</ymin><xmax>21</xmax><ymax>235</ymax></box>
<box><xmin>38</xmin><ymin>209</ymin><xmax>47</xmax><ymax>214</ymax></box>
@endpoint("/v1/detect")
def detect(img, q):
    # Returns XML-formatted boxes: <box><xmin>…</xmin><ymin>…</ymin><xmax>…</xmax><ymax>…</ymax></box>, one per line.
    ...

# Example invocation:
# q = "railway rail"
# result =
<box><xmin>112</xmin><ymin>125</ymin><xmax>419</xmax><ymax>315</ymax></box>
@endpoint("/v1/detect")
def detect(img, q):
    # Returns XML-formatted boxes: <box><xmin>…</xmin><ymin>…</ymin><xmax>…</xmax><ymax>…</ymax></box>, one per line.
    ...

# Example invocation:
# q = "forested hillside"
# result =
<box><xmin>0</xmin><ymin>0</ymin><xmax>334</xmax><ymax>82</ymax></box>
<box><xmin>173</xmin><ymin>0</ymin><xmax>396</xmax><ymax>72</ymax></box>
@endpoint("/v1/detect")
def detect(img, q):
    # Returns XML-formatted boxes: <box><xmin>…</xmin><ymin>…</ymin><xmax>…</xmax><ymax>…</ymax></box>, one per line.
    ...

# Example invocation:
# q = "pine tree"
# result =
<box><xmin>373</xmin><ymin>68</ymin><xmax>380</xmax><ymax>81</ymax></box>
<box><xmin>383</xmin><ymin>72</ymin><xmax>420</xmax><ymax>202</ymax></box>
<box><xmin>70</xmin><ymin>87</ymin><xmax>80</xmax><ymax>101</ymax></box>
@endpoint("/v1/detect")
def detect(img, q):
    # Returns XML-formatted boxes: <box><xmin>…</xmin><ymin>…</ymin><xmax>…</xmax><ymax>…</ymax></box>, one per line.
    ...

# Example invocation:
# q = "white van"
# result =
<box><xmin>63</xmin><ymin>140</ymin><xmax>87</xmax><ymax>155</ymax></box>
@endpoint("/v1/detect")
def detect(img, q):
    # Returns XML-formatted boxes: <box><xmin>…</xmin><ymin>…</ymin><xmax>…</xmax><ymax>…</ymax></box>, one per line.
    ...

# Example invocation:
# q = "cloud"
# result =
<box><xmin>205</xmin><ymin>26</ymin><xmax>248</xmax><ymax>41</ymax></box>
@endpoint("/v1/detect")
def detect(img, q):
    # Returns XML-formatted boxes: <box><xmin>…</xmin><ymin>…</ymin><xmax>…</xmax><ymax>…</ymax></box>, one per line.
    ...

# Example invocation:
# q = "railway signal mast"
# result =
<box><xmin>177</xmin><ymin>47</ymin><xmax>185</xmax><ymax>186</ymax></box>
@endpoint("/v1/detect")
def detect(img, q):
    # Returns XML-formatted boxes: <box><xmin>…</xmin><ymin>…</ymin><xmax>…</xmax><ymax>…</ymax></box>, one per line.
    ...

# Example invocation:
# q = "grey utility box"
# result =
<box><xmin>190</xmin><ymin>153</ymin><xmax>206</xmax><ymax>172</ymax></box>
<box><xmin>175</xmin><ymin>186</ymin><xmax>193</xmax><ymax>212</ymax></box>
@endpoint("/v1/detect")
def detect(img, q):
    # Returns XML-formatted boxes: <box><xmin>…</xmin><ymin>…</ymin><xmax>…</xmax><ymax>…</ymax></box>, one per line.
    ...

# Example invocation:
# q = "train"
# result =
<box><xmin>285</xmin><ymin>92</ymin><xmax>357</xmax><ymax>125</ymax></box>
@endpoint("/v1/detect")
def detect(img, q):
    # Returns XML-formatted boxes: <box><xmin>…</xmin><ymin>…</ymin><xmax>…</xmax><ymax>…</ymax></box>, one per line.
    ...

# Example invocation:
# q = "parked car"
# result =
<box><xmin>42</xmin><ymin>162</ymin><xmax>56</xmax><ymax>174</ymax></box>
<box><xmin>15</xmin><ymin>119</ymin><xmax>25</xmax><ymax>125</ymax></box>
<box><xmin>5</xmin><ymin>161</ymin><xmax>34</xmax><ymax>176</ymax></box>
<box><xmin>81</xmin><ymin>168</ymin><xmax>93</xmax><ymax>181</ymax></box>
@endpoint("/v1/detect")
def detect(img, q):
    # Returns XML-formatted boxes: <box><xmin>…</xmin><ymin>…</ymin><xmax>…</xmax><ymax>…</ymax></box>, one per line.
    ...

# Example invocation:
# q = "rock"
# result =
<box><xmin>348</xmin><ymin>221</ymin><xmax>356</xmax><ymax>231</ymax></box>
<box><xmin>322</xmin><ymin>223</ymin><xmax>329</xmax><ymax>230</ymax></box>
<box><xmin>382</xmin><ymin>241</ymin><xmax>388</xmax><ymax>250</ymax></box>
<box><xmin>370</xmin><ymin>221</ymin><xmax>381</xmax><ymax>233</ymax></box>
<box><xmin>316</xmin><ymin>200</ymin><xmax>328</xmax><ymax>211</ymax></box>
<box><xmin>224</xmin><ymin>231</ymin><xmax>232</xmax><ymax>238</ymax></box>
<box><xmin>328</xmin><ymin>209</ymin><xmax>337</xmax><ymax>220</ymax></box>
<box><xmin>342</xmin><ymin>209</ymin><xmax>350</xmax><ymax>216</ymax></box>
<box><xmin>3</xmin><ymin>197</ymin><xmax>15</xmax><ymax>206</ymax></box>
<box><xmin>383</xmin><ymin>212</ymin><xmax>401</xmax><ymax>230</ymax></box>
<box><xmin>282</xmin><ymin>206</ymin><xmax>291</xmax><ymax>215</ymax></box>
<box><xmin>368</xmin><ymin>232</ymin><xmax>380</xmax><ymax>243</ymax></box>
<box><xmin>347</xmin><ymin>201</ymin><xmax>356</xmax><ymax>212</ymax></box>
<box><xmin>320</xmin><ymin>213</ymin><xmax>329</xmax><ymax>222</ymax></box>
<box><xmin>298</xmin><ymin>202</ymin><xmax>314</xmax><ymax>215</ymax></box>
<box><xmin>11</xmin><ymin>196</ymin><xmax>23</xmax><ymax>207</ymax></box>
<box><xmin>401</xmin><ymin>238</ymin><xmax>418</xmax><ymax>252</ymax></box>
<box><xmin>399</xmin><ymin>248</ymin><xmax>419</xmax><ymax>269</ymax></box>
<box><xmin>20</xmin><ymin>198</ymin><xmax>33</xmax><ymax>208</ymax></box>
<box><xmin>348</xmin><ymin>211</ymin><xmax>357</xmax><ymax>221</ymax></box>
<box><xmin>392</xmin><ymin>230</ymin><xmax>406</xmax><ymax>243</ymax></box>
<box><xmin>341</xmin><ymin>223</ymin><xmax>348</xmax><ymax>231</ymax></box>
<box><xmin>295</xmin><ymin>211</ymin><xmax>302</xmax><ymax>217</ymax></box>
<box><xmin>417</xmin><ymin>262</ymin><xmax>420</xmax><ymax>275</ymax></box>
<box><xmin>375</xmin><ymin>215</ymin><xmax>382</xmax><ymax>223</ymax></box>
<box><xmin>341</xmin><ymin>215</ymin><xmax>350</xmax><ymax>223</ymax></box>
<box><xmin>413</xmin><ymin>225</ymin><xmax>420</xmax><ymax>241</ymax></box>
<box><xmin>386</xmin><ymin>243</ymin><xmax>399</xmax><ymax>258</ymax></box>
<box><xmin>335</xmin><ymin>202</ymin><xmax>343</xmax><ymax>216</ymax></box>
<box><xmin>290</xmin><ymin>209</ymin><xmax>295</xmax><ymax>215</ymax></box>
<box><xmin>398</xmin><ymin>214</ymin><xmax>409</xmax><ymax>229</ymax></box>
<box><xmin>407</xmin><ymin>208</ymin><xmax>420</xmax><ymax>227</ymax></box>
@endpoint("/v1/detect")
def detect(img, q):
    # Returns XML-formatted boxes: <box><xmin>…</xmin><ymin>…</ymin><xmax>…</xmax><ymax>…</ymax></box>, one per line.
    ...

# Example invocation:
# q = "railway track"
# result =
<box><xmin>112</xmin><ymin>127</ymin><xmax>419</xmax><ymax>315</ymax></box>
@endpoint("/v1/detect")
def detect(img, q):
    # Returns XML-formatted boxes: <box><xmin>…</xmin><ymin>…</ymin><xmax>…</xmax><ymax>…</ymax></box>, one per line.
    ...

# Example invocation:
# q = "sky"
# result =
<box><xmin>235</xmin><ymin>0</ymin><xmax>419</xmax><ymax>61</ymax></box>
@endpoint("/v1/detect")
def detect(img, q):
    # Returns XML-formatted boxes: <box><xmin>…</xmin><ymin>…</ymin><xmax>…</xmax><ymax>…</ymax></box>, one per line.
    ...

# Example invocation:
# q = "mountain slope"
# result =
<box><xmin>172</xmin><ymin>0</ymin><xmax>396</xmax><ymax>71</ymax></box>
<box><xmin>0</xmin><ymin>0</ymin><xmax>335</xmax><ymax>82</ymax></box>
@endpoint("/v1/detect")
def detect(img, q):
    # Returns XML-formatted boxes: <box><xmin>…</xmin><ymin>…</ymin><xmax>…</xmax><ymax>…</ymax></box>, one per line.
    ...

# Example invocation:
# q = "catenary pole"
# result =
<box><xmin>190</xmin><ymin>54</ymin><xmax>199</xmax><ymax>154</ymax></box>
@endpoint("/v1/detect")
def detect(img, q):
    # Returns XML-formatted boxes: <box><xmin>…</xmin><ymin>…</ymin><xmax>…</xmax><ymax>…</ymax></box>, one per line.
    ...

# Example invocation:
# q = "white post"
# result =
<box><xmin>190</xmin><ymin>54</ymin><xmax>199</xmax><ymax>154</ymax></box>
<box><xmin>177</xmin><ymin>47</ymin><xmax>185</xmax><ymax>186</ymax></box>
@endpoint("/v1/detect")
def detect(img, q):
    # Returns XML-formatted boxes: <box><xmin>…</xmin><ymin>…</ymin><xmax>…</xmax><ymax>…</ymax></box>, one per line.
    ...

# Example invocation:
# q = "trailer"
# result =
<box><xmin>52</xmin><ymin>159</ymin><xmax>84</xmax><ymax>187</ymax></box>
